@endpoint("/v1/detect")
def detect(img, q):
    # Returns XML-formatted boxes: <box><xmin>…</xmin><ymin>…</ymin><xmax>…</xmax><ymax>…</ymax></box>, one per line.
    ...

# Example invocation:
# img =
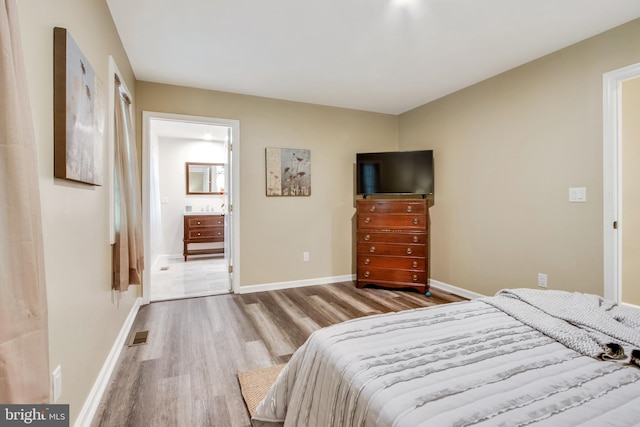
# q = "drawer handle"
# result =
<box><xmin>412</xmin><ymin>218</ymin><xmax>419</xmax><ymax>225</ymax></box>
<box><xmin>369</xmin><ymin>246</ymin><xmax>376</xmax><ymax>253</ymax></box>
<box><xmin>364</xmin><ymin>258</ymin><xmax>371</xmax><ymax>265</ymax></box>
<box><xmin>412</xmin><ymin>274</ymin><xmax>419</xmax><ymax>282</ymax></box>
<box><xmin>197</xmin><ymin>232</ymin><xmax>201</xmax><ymax>236</ymax></box>
<box><xmin>406</xmin><ymin>248</ymin><xmax>413</xmax><ymax>255</ymax></box>
<box><xmin>197</xmin><ymin>221</ymin><xmax>201</xmax><ymax>225</ymax></box>
<box><xmin>412</xmin><ymin>261</ymin><xmax>419</xmax><ymax>268</ymax></box>
<box><xmin>407</xmin><ymin>206</ymin><xmax>412</xmax><ymax>213</ymax></box>
<box><xmin>364</xmin><ymin>271</ymin><xmax>370</xmax><ymax>278</ymax></box>
<box><xmin>364</xmin><ymin>217</ymin><xmax>371</xmax><ymax>224</ymax></box>
<box><xmin>218</xmin><ymin>232</ymin><xmax>221</xmax><ymax>235</ymax></box>
<box><xmin>364</xmin><ymin>234</ymin><xmax>371</xmax><ymax>241</ymax></box>
<box><xmin>369</xmin><ymin>206</ymin><xmax>376</xmax><ymax>212</ymax></box>
<box><xmin>412</xmin><ymin>236</ymin><xmax>419</xmax><ymax>243</ymax></box>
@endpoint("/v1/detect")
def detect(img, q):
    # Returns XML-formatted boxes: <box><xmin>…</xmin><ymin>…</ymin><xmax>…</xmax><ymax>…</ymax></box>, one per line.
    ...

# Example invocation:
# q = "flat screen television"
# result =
<box><xmin>356</xmin><ymin>150</ymin><xmax>434</xmax><ymax>196</ymax></box>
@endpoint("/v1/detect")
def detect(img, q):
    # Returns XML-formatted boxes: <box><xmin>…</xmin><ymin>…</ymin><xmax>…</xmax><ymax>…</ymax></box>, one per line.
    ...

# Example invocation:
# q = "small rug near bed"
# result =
<box><xmin>238</xmin><ymin>364</ymin><xmax>286</xmax><ymax>416</ymax></box>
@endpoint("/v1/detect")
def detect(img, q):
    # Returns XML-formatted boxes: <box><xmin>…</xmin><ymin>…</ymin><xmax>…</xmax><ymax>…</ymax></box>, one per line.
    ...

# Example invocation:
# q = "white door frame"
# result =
<box><xmin>141</xmin><ymin>111</ymin><xmax>241</xmax><ymax>304</ymax></box>
<box><xmin>603</xmin><ymin>61</ymin><xmax>640</xmax><ymax>302</ymax></box>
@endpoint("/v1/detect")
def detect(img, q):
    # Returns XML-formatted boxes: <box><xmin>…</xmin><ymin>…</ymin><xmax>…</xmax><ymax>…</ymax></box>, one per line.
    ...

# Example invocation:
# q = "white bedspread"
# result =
<box><xmin>252</xmin><ymin>290</ymin><xmax>640</xmax><ymax>426</ymax></box>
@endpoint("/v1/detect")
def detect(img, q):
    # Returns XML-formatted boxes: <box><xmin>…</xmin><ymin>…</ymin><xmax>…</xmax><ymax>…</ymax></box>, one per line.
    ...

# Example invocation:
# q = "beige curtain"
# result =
<box><xmin>0</xmin><ymin>0</ymin><xmax>50</xmax><ymax>403</ymax></box>
<box><xmin>113</xmin><ymin>77</ymin><xmax>144</xmax><ymax>291</ymax></box>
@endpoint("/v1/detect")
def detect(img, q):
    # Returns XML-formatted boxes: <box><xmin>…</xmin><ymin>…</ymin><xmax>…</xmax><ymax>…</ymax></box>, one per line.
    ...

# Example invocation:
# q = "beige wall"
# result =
<box><xmin>13</xmin><ymin>1</ymin><xmax>640</xmax><ymax>421</ymax></box>
<box><xmin>136</xmin><ymin>83</ymin><xmax>398</xmax><ymax>286</ymax></box>
<box><xmin>622</xmin><ymin>77</ymin><xmax>640</xmax><ymax>306</ymax></box>
<box><xmin>17</xmin><ymin>0</ymin><xmax>138</xmax><ymax>423</ymax></box>
<box><xmin>398</xmin><ymin>19</ymin><xmax>640</xmax><ymax>297</ymax></box>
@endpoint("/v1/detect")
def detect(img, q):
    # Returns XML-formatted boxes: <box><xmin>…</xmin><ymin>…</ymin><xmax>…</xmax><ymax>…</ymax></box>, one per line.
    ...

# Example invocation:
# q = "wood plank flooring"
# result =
<box><xmin>91</xmin><ymin>282</ymin><xmax>466</xmax><ymax>427</ymax></box>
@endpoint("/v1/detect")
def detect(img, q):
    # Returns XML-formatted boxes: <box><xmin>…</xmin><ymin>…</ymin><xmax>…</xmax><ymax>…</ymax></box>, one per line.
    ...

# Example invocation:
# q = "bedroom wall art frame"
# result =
<box><xmin>266</xmin><ymin>148</ymin><xmax>311</xmax><ymax>196</ymax></box>
<box><xmin>53</xmin><ymin>27</ymin><xmax>104</xmax><ymax>186</ymax></box>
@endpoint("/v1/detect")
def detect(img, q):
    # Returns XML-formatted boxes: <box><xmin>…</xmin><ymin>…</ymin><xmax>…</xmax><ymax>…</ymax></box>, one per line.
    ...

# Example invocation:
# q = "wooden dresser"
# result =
<box><xmin>183</xmin><ymin>214</ymin><xmax>224</xmax><ymax>261</ymax></box>
<box><xmin>356</xmin><ymin>198</ymin><xmax>430</xmax><ymax>295</ymax></box>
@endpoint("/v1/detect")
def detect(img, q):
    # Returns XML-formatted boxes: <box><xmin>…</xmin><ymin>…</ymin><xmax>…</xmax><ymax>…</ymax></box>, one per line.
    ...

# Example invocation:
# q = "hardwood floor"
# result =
<box><xmin>91</xmin><ymin>282</ymin><xmax>466</xmax><ymax>427</ymax></box>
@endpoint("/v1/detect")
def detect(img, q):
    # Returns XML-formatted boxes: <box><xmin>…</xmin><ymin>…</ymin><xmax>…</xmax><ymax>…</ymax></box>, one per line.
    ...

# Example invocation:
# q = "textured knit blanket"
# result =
<box><xmin>482</xmin><ymin>288</ymin><xmax>640</xmax><ymax>365</ymax></box>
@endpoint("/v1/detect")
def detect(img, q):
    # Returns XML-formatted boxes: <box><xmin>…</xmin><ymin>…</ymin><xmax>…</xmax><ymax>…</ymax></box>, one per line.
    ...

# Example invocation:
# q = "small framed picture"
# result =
<box><xmin>266</xmin><ymin>148</ymin><xmax>311</xmax><ymax>196</ymax></box>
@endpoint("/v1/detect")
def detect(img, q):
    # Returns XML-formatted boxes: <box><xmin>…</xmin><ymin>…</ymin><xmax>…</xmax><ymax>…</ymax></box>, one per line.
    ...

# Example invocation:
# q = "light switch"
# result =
<box><xmin>161</xmin><ymin>197</ymin><xmax>169</xmax><ymax>205</ymax></box>
<box><xmin>569</xmin><ymin>187</ymin><xmax>586</xmax><ymax>202</ymax></box>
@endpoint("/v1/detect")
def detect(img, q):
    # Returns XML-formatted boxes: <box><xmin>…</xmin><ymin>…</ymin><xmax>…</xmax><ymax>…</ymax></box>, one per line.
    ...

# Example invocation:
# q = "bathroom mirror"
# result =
<box><xmin>186</xmin><ymin>162</ymin><xmax>225</xmax><ymax>194</ymax></box>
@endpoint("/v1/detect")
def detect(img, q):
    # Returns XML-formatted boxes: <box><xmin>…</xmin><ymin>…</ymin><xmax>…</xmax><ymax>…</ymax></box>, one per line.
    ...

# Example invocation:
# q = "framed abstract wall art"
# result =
<box><xmin>266</xmin><ymin>147</ymin><xmax>311</xmax><ymax>196</ymax></box>
<box><xmin>53</xmin><ymin>27</ymin><xmax>104</xmax><ymax>185</ymax></box>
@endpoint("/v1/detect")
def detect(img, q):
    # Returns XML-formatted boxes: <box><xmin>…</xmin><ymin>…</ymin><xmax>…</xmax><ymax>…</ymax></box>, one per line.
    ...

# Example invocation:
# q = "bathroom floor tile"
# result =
<box><xmin>150</xmin><ymin>255</ymin><xmax>229</xmax><ymax>301</ymax></box>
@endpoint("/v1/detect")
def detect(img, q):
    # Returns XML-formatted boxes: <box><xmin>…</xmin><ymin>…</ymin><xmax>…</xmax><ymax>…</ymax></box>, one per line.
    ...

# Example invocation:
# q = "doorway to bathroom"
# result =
<box><xmin>142</xmin><ymin>112</ymin><xmax>240</xmax><ymax>303</ymax></box>
<box><xmin>603</xmin><ymin>62</ymin><xmax>640</xmax><ymax>307</ymax></box>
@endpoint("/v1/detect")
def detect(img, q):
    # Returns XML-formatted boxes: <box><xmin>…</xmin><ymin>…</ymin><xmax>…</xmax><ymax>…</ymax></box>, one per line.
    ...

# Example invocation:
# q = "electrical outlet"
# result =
<box><xmin>537</xmin><ymin>273</ymin><xmax>548</xmax><ymax>288</ymax></box>
<box><xmin>303</xmin><ymin>252</ymin><xmax>309</xmax><ymax>262</ymax></box>
<box><xmin>52</xmin><ymin>365</ymin><xmax>62</xmax><ymax>403</ymax></box>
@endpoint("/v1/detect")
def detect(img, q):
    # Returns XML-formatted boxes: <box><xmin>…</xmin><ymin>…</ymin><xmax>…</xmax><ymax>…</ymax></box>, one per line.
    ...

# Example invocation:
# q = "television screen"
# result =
<box><xmin>356</xmin><ymin>150</ymin><xmax>433</xmax><ymax>196</ymax></box>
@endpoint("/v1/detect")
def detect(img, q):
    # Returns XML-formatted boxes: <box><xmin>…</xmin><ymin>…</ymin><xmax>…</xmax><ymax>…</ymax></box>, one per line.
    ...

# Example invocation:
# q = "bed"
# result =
<box><xmin>252</xmin><ymin>289</ymin><xmax>640</xmax><ymax>426</ymax></box>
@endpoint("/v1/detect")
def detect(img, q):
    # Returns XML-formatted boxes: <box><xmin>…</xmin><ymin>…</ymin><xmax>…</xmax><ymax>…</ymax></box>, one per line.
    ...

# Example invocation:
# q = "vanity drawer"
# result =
<box><xmin>188</xmin><ymin>226</ymin><xmax>224</xmax><ymax>241</ymax></box>
<box><xmin>187</xmin><ymin>215</ymin><xmax>224</xmax><ymax>228</ymax></box>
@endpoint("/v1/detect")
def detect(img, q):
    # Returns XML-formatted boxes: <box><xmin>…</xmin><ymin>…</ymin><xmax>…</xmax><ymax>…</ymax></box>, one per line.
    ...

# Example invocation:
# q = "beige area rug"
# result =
<box><xmin>238</xmin><ymin>364</ymin><xmax>286</xmax><ymax>416</ymax></box>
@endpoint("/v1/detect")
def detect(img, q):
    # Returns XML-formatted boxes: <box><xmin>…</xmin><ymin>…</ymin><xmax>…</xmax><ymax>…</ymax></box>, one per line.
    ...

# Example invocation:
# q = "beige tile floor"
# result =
<box><xmin>150</xmin><ymin>255</ymin><xmax>230</xmax><ymax>301</ymax></box>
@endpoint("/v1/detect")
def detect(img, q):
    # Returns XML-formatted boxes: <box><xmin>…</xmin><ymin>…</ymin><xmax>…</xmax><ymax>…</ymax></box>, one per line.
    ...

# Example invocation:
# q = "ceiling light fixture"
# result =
<box><xmin>392</xmin><ymin>0</ymin><xmax>414</xmax><ymax>7</ymax></box>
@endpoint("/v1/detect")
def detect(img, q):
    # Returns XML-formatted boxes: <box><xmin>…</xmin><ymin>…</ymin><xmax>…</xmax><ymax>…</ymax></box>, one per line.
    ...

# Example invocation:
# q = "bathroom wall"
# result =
<box><xmin>156</xmin><ymin>136</ymin><xmax>226</xmax><ymax>258</ymax></box>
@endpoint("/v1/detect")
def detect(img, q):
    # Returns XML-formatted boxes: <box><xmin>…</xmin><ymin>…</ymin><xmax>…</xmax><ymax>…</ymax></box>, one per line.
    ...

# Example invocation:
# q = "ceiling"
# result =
<box><xmin>150</xmin><ymin>118</ymin><xmax>229</xmax><ymax>142</ymax></box>
<box><xmin>107</xmin><ymin>0</ymin><xmax>640</xmax><ymax>115</ymax></box>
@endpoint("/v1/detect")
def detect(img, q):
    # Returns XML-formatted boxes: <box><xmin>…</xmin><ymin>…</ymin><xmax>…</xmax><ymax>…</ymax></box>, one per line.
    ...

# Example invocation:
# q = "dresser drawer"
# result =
<box><xmin>187</xmin><ymin>215</ymin><xmax>224</xmax><ymax>228</ymax></box>
<box><xmin>357</xmin><ymin>214</ymin><xmax>426</xmax><ymax>230</ymax></box>
<box><xmin>357</xmin><ymin>200</ymin><xmax>426</xmax><ymax>215</ymax></box>
<box><xmin>357</xmin><ymin>242</ymin><xmax>426</xmax><ymax>257</ymax></box>
<box><xmin>358</xmin><ymin>255</ymin><xmax>425</xmax><ymax>271</ymax></box>
<box><xmin>357</xmin><ymin>268</ymin><xmax>427</xmax><ymax>285</ymax></box>
<box><xmin>357</xmin><ymin>231</ymin><xmax>426</xmax><ymax>245</ymax></box>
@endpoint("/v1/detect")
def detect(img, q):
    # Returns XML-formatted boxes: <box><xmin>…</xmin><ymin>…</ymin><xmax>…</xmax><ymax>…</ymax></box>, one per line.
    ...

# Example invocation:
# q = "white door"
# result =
<box><xmin>603</xmin><ymin>62</ymin><xmax>640</xmax><ymax>306</ymax></box>
<box><xmin>620</xmin><ymin>77</ymin><xmax>640</xmax><ymax>306</ymax></box>
<box><xmin>223</xmin><ymin>127</ymin><xmax>233</xmax><ymax>288</ymax></box>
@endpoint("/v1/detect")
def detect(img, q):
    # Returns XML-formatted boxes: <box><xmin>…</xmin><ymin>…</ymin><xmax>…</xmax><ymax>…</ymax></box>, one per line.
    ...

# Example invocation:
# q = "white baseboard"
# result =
<box><xmin>74</xmin><ymin>297</ymin><xmax>143</xmax><ymax>427</ymax></box>
<box><xmin>236</xmin><ymin>274</ymin><xmax>356</xmax><ymax>294</ymax></box>
<box><xmin>236</xmin><ymin>275</ymin><xmax>484</xmax><ymax>301</ymax></box>
<box><xmin>429</xmin><ymin>279</ymin><xmax>486</xmax><ymax>300</ymax></box>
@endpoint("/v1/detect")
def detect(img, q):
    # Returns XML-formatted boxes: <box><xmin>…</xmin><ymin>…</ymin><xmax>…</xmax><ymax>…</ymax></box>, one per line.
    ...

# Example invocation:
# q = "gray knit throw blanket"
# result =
<box><xmin>482</xmin><ymin>288</ymin><xmax>640</xmax><ymax>368</ymax></box>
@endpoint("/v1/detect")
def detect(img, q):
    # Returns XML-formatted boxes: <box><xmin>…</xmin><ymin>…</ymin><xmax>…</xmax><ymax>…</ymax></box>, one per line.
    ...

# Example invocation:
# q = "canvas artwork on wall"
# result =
<box><xmin>266</xmin><ymin>148</ymin><xmax>311</xmax><ymax>196</ymax></box>
<box><xmin>53</xmin><ymin>27</ymin><xmax>104</xmax><ymax>186</ymax></box>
